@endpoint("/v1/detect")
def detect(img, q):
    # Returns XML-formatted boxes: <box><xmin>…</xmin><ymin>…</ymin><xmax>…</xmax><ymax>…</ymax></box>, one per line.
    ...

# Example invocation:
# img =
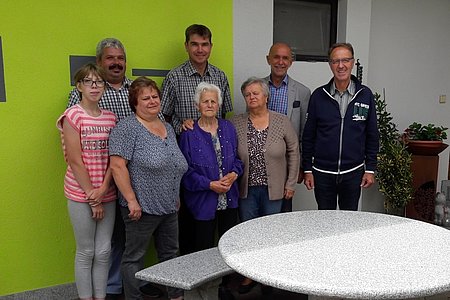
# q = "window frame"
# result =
<box><xmin>273</xmin><ymin>0</ymin><xmax>338</xmax><ymax>62</ymax></box>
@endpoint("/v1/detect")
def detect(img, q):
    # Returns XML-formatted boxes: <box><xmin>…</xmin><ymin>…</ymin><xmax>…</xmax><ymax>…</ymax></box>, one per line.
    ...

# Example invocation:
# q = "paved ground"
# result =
<box><xmin>107</xmin><ymin>273</ymin><xmax>308</xmax><ymax>299</ymax></box>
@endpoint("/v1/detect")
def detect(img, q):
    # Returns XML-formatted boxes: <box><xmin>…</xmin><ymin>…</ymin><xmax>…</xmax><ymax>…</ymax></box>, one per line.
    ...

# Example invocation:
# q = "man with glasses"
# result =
<box><xmin>302</xmin><ymin>43</ymin><xmax>379</xmax><ymax>211</ymax></box>
<box><xmin>67</xmin><ymin>38</ymin><xmax>163</xmax><ymax>299</ymax></box>
<box><xmin>264</xmin><ymin>42</ymin><xmax>310</xmax><ymax>213</ymax></box>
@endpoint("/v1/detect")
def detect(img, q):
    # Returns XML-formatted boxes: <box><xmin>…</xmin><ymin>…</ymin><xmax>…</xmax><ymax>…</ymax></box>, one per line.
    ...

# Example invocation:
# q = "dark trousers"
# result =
<box><xmin>280</xmin><ymin>198</ymin><xmax>292</xmax><ymax>212</ymax></box>
<box><xmin>193</xmin><ymin>208</ymin><xmax>238</xmax><ymax>251</ymax></box>
<box><xmin>313</xmin><ymin>167</ymin><xmax>364</xmax><ymax>211</ymax></box>
<box><xmin>194</xmin><ymin>208</ymin><xmax>238</xmax><ymax>288</ymax></box>
<box><xmin>178</xmin><ymin>200</ymin><xmax>196</xmax><ymax>255</ymax></box>
<box><xmin>120</xmin><ymin>208</ymin><xmax>182</xmax><ymax>300</ymax></box>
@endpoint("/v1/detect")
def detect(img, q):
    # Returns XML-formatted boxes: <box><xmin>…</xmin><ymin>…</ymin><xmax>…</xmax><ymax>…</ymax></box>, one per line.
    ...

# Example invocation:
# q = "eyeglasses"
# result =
<box><xmin>329</xmin><ymin>58</ymin><xmax>354</xmax><ymax>65</ymax></box>
<box><xmin>80</xmin><ymin>78</ymin><xmax>105</xmax><ymax>87</ymax></box>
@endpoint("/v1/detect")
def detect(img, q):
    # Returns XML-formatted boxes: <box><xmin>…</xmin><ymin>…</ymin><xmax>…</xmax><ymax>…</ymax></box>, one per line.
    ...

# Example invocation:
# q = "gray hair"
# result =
<box><xmin>96</xmin><ymin>38</ymin><xmax>126</xmax><ymax>60</ymax></box>
<box><xmin>240</xmin><ymin>77</ymin><xmax>270</xmax><ymax>98</ymax></box>
<box><xmin>194</xmin><ymin>82</ymin><xmax>223</xmax><ymax>106</ymax></box>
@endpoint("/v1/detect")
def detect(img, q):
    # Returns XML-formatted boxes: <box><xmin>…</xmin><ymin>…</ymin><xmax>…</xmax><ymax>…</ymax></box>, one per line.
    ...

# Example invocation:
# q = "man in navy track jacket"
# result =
<box><xmin>302</xmin><ymin>43</ymin><xmax>379</xmax><ymax>210</ymax></box>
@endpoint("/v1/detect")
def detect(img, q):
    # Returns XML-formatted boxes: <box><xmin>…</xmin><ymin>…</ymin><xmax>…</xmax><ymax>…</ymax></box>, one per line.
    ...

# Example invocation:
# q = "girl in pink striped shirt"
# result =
<box><xmin>57</xmin><ymin>63</ymin><xmax>116</xmax><ymax>300</ymax></box>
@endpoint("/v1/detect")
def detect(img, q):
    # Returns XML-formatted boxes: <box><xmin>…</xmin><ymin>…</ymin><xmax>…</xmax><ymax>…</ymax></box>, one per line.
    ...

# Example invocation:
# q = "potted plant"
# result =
<box><xmin>375</xmin><ymin>91</ymin><xmax>414</xmax><ymax>213</ymax></box>
<box><xmin>404</xmin><ymin>122</ymin><xmax>448</xmax><ymax>141</ymax></box>
<box><xmin>403</xmin><ymin>122</ymin><xmax>448</xmax><ymax>156</ymax></box>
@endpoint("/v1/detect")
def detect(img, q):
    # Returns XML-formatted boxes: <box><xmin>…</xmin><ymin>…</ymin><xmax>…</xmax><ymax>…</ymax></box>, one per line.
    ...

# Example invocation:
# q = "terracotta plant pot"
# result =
<box><xmin>406</xmin><ymin>140</ymin><xmax>448</xmax><ymax>156</ymax></box>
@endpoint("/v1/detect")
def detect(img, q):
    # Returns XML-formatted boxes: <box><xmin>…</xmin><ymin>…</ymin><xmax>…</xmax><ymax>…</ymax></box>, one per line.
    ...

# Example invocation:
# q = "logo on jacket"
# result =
<box><xmin>352</xmin><ymin>102</ymin><xmax>368</xmax><ymax>121</ymax></box>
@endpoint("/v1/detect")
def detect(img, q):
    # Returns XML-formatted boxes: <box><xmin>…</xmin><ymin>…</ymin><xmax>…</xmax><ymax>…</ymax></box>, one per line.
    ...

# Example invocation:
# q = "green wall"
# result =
<box><xmin>0</xmin><ymin>0</ymin><xmax>232</xmax><ymax>295</ymax></box>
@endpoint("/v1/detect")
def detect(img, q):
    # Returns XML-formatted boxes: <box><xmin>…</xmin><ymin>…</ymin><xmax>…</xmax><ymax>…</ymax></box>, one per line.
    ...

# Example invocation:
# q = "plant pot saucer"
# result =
<box><xmin>406</xmin><ymin>140</ymin><xmax>448</xmax><ymax>156</ymax></box>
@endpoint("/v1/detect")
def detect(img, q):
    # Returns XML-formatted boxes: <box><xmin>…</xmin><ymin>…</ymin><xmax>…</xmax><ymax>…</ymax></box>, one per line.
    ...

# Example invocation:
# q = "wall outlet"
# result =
<box><xmin>439</xmin><ymin>95</ymin><xmax>447</xmax><ymax>104</ymax></box>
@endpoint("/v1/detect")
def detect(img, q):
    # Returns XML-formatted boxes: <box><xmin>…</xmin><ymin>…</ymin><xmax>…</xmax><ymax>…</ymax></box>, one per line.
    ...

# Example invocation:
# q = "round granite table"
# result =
<box><xmin>218</xmin><ymin>210</ymin><xmax>450</xmax><ymax>299</ymax></box>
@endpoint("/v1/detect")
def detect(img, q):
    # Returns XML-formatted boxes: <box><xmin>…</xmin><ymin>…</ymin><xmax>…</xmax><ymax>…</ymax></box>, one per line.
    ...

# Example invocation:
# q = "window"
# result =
<box><xmin>273</xmin><ymin>0</ymin><xmax>338</xmax><ymax>62</ymax></box>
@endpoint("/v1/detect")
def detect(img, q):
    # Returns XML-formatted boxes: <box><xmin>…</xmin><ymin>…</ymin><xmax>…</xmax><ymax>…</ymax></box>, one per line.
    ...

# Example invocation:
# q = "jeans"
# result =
<box><xmin>120</xmin><ymin>208</ymin><xmax>182</xmax><ymax>300</ymax></box>
<box><xmin>313</xmin><ymin>167</ymin><xmax>364</xmax><ymax>211</ymax></box>
<box><xmin>238</xmin><ymin>185</ymin><xmax>283</xmax><ymax>222</ymax></box>
<box><xmin>106</xmin><ymin>200</ymin><xmax>125</xmax><ymax>294</ymax></box>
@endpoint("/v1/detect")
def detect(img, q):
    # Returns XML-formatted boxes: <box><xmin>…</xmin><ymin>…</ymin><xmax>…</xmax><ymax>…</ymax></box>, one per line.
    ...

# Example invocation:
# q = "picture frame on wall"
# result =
<box><xmin>441</xmin><ymin>180</ymin><xmax>450</xmax><ymax>202</ymax></box>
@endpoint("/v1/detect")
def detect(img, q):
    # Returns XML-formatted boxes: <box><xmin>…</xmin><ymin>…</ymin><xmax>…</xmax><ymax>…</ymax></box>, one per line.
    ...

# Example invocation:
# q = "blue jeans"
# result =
<box><xmin>106</xmin><ymin>200</ymin><xmax>125</xmax><ymax>294</ymax></box>
<box><xmin>239</xmin><ymin>186</ymin><xmax>283</xmax><ymax>222</ymax></box>
<box><xmin>313</xmin><ymin>167</ymin><xmax>364</xmax><ymax>211</ymax></box>
<box><xmin>120</xmin><ymin>208</ymin><xmax>182</xmax><ymax>300</ymax></box>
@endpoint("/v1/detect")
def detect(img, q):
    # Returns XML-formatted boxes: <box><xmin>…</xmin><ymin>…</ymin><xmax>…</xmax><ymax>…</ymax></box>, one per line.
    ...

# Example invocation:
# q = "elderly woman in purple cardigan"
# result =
<box><xmin>179</xmin><ymin>82</ymin><xmax>243</xmax><ymax>252</ymax></box>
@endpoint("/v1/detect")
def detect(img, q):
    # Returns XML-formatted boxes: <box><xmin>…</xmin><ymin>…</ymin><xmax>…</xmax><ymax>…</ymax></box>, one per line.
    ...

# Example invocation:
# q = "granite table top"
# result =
<box><xmin>218</xmin><ymin>210</ymin><xmax>450</xmax><ymax>299</ymax></box>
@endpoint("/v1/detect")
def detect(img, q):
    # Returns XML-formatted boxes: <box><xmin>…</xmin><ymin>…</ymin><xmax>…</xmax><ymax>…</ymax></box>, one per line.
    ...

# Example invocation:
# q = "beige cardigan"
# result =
<box><xmin>231</xmin><ymin>111</ymin><xmax>300</xmax><ymax>200</ymax></box>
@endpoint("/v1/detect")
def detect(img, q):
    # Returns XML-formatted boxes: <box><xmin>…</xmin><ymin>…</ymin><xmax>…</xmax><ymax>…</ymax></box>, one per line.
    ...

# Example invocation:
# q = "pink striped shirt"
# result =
<box><xmin>57</xmin><ymin>104</ymin><xmax>117</xmax><ymax>202</ymax></box>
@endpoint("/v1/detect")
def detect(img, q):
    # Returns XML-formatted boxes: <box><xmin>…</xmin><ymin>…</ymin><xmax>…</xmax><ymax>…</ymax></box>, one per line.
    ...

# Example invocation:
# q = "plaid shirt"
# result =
<box><xmin>67</xmin><ymin>78</ymin><xmax>133</xmax><ymax>121</ymax></box>
<box><xmin>160</xmin><ymin>60</ymin><xmax>233</xmax><ymax>134</ymax></box>
<box><xmin>268</xmin><ymin>75</ymin><xmax>288</xmax><ymax>115</ymax></box>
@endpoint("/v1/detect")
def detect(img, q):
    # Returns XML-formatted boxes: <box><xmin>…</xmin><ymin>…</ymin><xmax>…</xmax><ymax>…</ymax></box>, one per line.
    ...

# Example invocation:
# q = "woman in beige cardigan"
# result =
<box><xmin>231</xmin><ymin>77</ymin><xmax>300</xmax><ymax>294</ymax></box>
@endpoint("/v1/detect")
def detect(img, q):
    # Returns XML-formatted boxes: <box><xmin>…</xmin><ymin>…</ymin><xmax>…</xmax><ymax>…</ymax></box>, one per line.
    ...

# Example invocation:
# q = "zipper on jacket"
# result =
<box><xmin>323</xmin><ymin>86</ymin><xmax>365</xmax><ymax>174</ymax></box>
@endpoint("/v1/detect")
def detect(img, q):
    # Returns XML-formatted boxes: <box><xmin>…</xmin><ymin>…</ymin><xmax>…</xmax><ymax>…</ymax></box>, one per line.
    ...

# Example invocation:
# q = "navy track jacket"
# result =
<box><xmin>302</xmin><ymin>75</ymin><xmax>379</xmax><ymax>174</ymax></box>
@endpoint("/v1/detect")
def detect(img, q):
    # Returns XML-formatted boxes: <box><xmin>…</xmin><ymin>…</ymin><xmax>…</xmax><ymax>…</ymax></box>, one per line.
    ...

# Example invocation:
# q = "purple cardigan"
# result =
<box><xmin>179</xmin><ymin>119</ymin><xmax>243</xmax><ymax>221</ymax></box>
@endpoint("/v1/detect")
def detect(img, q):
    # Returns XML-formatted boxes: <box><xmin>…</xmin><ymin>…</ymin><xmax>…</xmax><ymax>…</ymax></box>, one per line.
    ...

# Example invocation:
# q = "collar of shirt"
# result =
<box><xmin>105</xmin><ymin>77</ymin><xmax>132</xmax><ymax>90</ymax></box>
<box><xmin>330</xmin><ymin>79</ymin><xmax>355</xmax><ymax>97</ymax></box>
<box><xmin>186</xmin><ymin>60</ymin><xmax>211</xmax><ymax>77</ymax></box>
<box><xmin>269</xmin><ymin>74</ymin><xmax>289</xmax><ymax>88</ymax></box>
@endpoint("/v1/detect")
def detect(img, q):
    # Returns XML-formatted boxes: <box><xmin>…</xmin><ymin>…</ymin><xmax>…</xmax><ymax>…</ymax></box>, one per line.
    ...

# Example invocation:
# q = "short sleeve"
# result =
<box><xmin>109</xmin><ymin>118</ymin><xmax>136</xmax><ymax>161</ymax></box>
<box><xmin>56</xmin><ymin>106</ymin><xmax>81</xmax><ymax>132</ymax></box>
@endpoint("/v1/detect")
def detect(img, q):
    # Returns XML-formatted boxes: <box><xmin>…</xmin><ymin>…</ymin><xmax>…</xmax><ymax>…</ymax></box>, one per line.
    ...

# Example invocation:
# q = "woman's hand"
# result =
<box><xmin>221</xmin><ymin>172</ymin><xmax>238</xmax><ymax>187</ymax></box>
<box><xmin>210</xmin><ymin>180</ymin><xmax>230</xmax><ymax>194</ymax></box>
<box><xmin>91</xmin><ymin>203</ymin><xmax>104</xmax><ymax>220</ymax></box>
<box><xmin>284</xmin><ymin>189</ymin><xmax>295</xmax><ymax>200</ymax></box>
<box><xmin>128</xmin><ymin>199</ymin><xmax>142</xmax><ymax>221</ymax></box>
<box><xmin>86</xmin><ymin>186</ymin><xmax>107</xmax><ymax>207</ymax></box>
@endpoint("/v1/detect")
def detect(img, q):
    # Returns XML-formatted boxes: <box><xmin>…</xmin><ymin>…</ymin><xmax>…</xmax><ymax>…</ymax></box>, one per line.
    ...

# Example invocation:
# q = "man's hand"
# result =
<box><xmin>360</xmin><ymin>172</ymin><xmax>375</xmax><ymax>188</ymax></box>
<box><xmin>181</xmin><ymin>119</ymin><xmax>194</xmax><ymax>131</ymax></box>
<box><xmin>303</xmin><ymin>173</ymin><xmax>314</xmax><ymax>190</ymax></box>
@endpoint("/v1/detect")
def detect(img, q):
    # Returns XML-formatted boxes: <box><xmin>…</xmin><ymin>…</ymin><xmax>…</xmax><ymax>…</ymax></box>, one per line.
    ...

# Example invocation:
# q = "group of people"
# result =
<box><xmin>57</xmin><ymin>23</ymin><xmax>379</xmax><ymax>300</ymax></box>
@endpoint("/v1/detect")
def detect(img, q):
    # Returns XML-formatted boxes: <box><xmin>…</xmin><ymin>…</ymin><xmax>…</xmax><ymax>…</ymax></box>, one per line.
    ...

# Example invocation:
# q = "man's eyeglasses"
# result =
<box><xmin>329</xmin><ymin>58</ymin><xmax>354</xmax><ymax>65</ymax></box>
<box><xmin>80</xmin><ymin>78</ymin><xmax>105</xmax><ymax>87</ymax></box>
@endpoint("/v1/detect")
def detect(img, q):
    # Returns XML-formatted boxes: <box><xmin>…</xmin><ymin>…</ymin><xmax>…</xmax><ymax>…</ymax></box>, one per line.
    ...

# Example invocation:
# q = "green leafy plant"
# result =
<box><xmin>404</xmin><ymin>122</ymin><xmax>448</xmax><ymax>141</ymax></box>
<box><xmin>375</xmin><ymin>91</ymin><xmax>413</xmax><ymax>210</ymax></box>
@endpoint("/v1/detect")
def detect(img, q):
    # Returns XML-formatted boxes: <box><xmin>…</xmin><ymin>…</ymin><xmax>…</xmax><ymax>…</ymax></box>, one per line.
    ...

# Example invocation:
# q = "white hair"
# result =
<box><xmin>194</xmin><ymin>82</ymin><xmax>222</xmax><ymax>106</ymax></box>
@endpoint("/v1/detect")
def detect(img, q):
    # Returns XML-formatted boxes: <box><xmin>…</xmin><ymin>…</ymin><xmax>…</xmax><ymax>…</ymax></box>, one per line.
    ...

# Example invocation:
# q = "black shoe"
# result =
<box><xmin>105</xmin><ymin>293</ymin><xmax>122</xmax><ymax>300</ymax></box>
<box><xmin>261</xmin><ymin>284</ymin><xmax>273</xmax><ymax>295</ymax></box>
<box><xmin>140</xmin><ymin>283</ymin><xmax>164</xmax><ymax>298</ymax></box>
<box><xmin>218</xmin><ymin>286</ymin><xmax>236</xmax><ymax>300</ymax></box>
<box><xmin>238</xmin><ymin>280</ymin><xmax>258</xmax><ymax>294</ymax></box>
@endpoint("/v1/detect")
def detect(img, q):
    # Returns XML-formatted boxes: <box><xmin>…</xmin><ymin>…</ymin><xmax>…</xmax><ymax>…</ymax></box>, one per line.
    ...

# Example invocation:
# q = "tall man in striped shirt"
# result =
<box><xmin>265</xmin><ymin>42</ymin><xmax>311</xmax><ymax>212</ymax></box>
<box><xmin>160</xmin><ymin>24</ymin><xmax>233</xmax><ymax>257</ymax></box>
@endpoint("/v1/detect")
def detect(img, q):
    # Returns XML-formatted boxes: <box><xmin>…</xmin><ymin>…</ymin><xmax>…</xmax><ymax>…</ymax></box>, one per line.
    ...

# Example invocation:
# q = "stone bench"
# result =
<box><xmin>135</xmin><ymin>247</ymin><xmax>233</xmax><ymax>300</ymax></box>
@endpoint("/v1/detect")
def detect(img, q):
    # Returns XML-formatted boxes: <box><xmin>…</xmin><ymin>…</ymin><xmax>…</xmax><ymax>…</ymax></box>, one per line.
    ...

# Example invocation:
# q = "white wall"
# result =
<box><xmin>233</xmin><ymin>0</ymin><xmax>450</xmax><ymax>212</ymax></box>
<box><xmin>368</xmin><ymin>0</ymin><xmax>450</xmax><ymax>194</ymax></box>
